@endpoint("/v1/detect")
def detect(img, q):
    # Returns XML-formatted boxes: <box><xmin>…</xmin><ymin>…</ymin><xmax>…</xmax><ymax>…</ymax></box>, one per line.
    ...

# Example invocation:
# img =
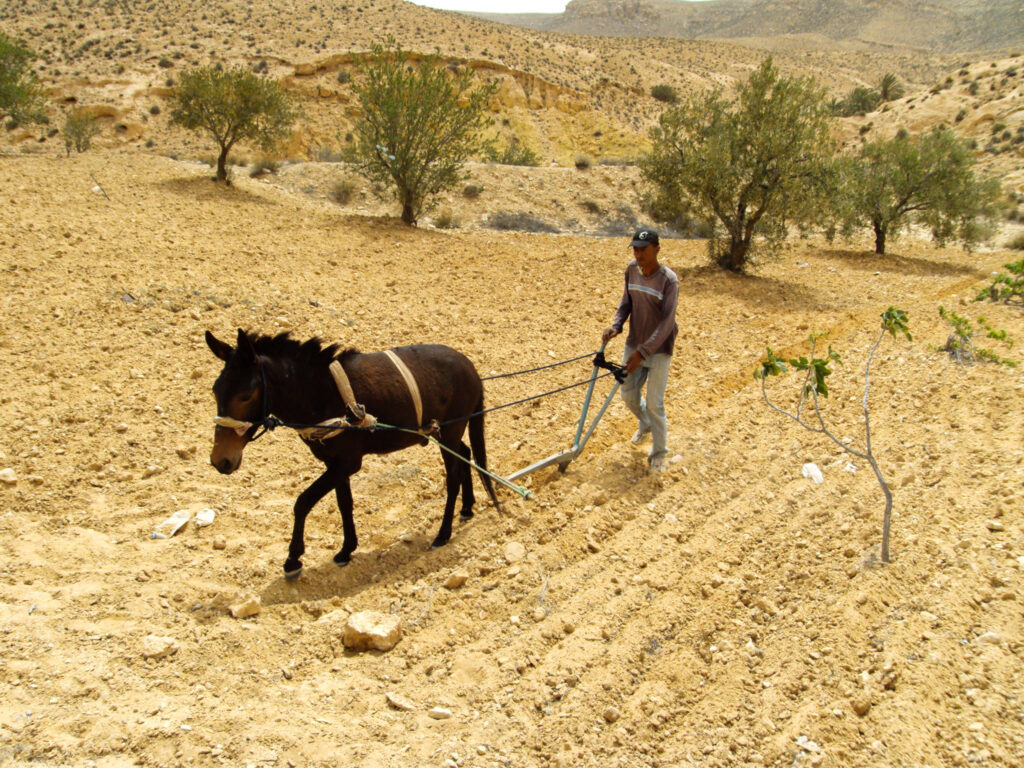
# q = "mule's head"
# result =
<box><xmin>206</xmin><ymin>329</ymin><xmax>263</xmax><ymax>474</ymax></box>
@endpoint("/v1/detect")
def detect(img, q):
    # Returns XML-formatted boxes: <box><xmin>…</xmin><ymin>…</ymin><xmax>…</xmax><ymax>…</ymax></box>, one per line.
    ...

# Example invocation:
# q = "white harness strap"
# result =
<box><xmin>329</xmin><ymin>360</ymin><xmax>377</xmax><ymax>429</ymax></box>
<box><xmin>384</xmin><ymin>349</ymin><xmax>423</xmax><ymax>427</ymax></box>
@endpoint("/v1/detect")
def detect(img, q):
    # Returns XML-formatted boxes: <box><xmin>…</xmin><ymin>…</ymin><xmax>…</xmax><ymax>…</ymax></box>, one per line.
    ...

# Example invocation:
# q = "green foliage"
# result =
<box><xmin>0</xmin><ymin>30</ymin><xmax>46</xmax><ymax>125</ymax></box>
<box><xmin>650</xmin><ymin>84</ymin><xmax>678</xmax><ymax>104</ymax></box>
<box><xmin>938</xmin><ymin>306</ymin><xmax>1017</xmax><ymax>366</ymax></box>
<box><xmin>351</xmin><ymin>37</ymin><xmax>497</xmax><ymax>225</ymax></box>
<box><xmin>485</xmin><ymin>211</ymin><xmax>557</xmax><ymax>233</ymax></box>
<box><xmin>462</xmin><ymin>183</ymin><xmax>483</xmax><ymax>199</ymax></box>
<box><xmin>484</xmin><ymin>137</ymin><xmax>540</xmax><ymax>166</ymax></box>
<box><xmin>832</xmin><ymin>85</ymin><xmax>881</xmax><ymax>116</ymax></box>
<box><xmin>831</xmin><ymin>127</ymin><xmax>1001</xmax><ymax>254</ymax></box>
<box><xmin>878</xmin><ymin>73</ymin><xmax>905</xmax><ymax>102</ymax></box>
<box><xmin>169</xmin><ymin>65</ymin><xmax>297</xmax><ymax>183</ymax></box>
<box><xmin>62</xmin><ymin>109</ymin><xmax>101</xmax><ymax>155</ymax></box>
<box><xmin>641</xmin><ymin>58</ymin><xmax>835</xmax><ymax>271</ymax></box>
<box><xmin>974</xmin><ymin>259</ymin><xmax>1024</xmax><ymax>303</ymax></box>
<box><xmin>756</xmin><ymin>308</ymin><xmax>911</xmax><ymax>564</ymax></box>
<box><xmin>249</xmin><ymin>156</ymin><xmax>279</xmax><ymax>177</ymax></box>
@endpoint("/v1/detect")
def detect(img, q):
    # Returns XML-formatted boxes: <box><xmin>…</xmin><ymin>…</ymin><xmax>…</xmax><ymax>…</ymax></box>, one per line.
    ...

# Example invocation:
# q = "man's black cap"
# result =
<box><xmin>630</xmin><ymin>228</ymin><xmax>659</xmax><ymax>248</ymax></box>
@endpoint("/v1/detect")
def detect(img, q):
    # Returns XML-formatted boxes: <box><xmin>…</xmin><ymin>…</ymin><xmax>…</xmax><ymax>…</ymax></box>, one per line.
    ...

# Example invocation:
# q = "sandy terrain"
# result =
<box><xmin>0</xmin><ymin>151</ymin><xmax>1022</xmax><ymax>767</ymax></box>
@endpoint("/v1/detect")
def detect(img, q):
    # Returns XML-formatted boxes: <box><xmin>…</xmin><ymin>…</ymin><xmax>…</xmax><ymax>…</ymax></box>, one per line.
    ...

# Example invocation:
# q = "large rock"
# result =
<box><xmin>343</xmin><ymin>611</ymin><xmax>402</xmax><ymax>651</ymax></box>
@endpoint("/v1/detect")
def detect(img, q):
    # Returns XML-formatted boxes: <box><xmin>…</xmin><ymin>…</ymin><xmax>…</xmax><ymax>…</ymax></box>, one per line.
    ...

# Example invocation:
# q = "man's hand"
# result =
<box><xmin>625</xmin><ymin>350</ymin><xmax>644</xmax><ymax>375</ymax></box>
<box><xmin>601</xmin><ymin>327</ymin><xmax>619</xmax><ymax>345</ymax></box>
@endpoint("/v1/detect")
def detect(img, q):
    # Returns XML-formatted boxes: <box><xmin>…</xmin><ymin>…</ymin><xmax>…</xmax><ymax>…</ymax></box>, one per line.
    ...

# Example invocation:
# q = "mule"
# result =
<box><xmin>205</xmin><ymin>329</ymin><xmax>500</xmax><ymax>580</ymax></box>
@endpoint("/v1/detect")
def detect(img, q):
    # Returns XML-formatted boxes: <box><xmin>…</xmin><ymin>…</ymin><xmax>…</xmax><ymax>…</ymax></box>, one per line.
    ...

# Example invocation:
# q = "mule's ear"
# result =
<box><xmin>205</xmin><ymin>330</ymin><xmax>233</xmax><ymax>361</ymax></box>
<box><xmin>236</xmin><ymin>328</ymin><xmax>257</xmax><ymax>362</ymax></box>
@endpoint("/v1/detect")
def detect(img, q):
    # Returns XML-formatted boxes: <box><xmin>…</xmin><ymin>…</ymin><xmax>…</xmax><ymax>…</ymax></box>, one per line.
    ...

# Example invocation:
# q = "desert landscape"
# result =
<box><xmin>1</xmin><ymin>1</ymin><xmax>1023</xmax><ymax>767</ymax></box>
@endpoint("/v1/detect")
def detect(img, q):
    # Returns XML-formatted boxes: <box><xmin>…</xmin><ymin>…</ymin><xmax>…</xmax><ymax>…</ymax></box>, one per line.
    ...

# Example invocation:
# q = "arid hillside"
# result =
<box><xmin>1</xmin><ymin>0</ymin><xmax>960</xmax><ymax>167</ymax></box>
<box><xmin>0</xmin><ymin>151</ymin><xmax>1022</xmax><ymax>768</ymax></box>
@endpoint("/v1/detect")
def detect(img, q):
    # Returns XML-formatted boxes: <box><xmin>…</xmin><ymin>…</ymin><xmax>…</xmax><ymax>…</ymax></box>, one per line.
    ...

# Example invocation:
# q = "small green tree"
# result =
<box><xmin>63</xmin><ymin>109</ymin><xmax>101</xmax><ymax>155</ymax></box>
<box><xmin>833</xmin><ymin>127</ymin><xmax>1001</xmax><ymax>255</ymax></box>
<box><xmin>352</xmin><ymin>38</ymin><xmax>497</xmax><ymax>225</ymax></box>
<box><xmin>0</xmin><ymin>31</ymin><xmax>46</xmax><ymax>125</ymax></box>
<box><xmin>878</xmin><ymin>73</ymin><xmax>904</xmax><ymax>102</ymax></box>
<box><xmin>938</xmin><ymin>306</ymin><xmax>1016</xmax><ymax>366</ymax></box>
<box><xmin>641</xmin><ymin>58</ymin><xmax>835</xmax><ymax>272</ymax></box>
<box><xmin>169</xmin><ymin>65</ymin><xmax>297</xmax><ymax>183</ymax></box>
<box><xmin>974</xmin><ymin>259</ymin><xmax>1024</xmax><ymax>305</ymax></box>
<box><xmin>756</xmin><ymin>308</ymin><xmax>912</xmax><ymax>564</ymax></box>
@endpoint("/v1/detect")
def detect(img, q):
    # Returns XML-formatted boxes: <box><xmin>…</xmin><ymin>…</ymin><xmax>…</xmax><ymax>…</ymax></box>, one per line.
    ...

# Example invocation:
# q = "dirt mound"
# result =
<box><xmin>0</xmin><ymin>153</ymin><xmax>1022</xmax><ymax>767</ymax></box>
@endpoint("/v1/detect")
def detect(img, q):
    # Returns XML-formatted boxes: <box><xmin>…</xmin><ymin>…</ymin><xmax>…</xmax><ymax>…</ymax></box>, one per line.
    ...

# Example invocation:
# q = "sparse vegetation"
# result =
<box><xmin>329</xmin><ymin>178</ymin><xmax>356</xmax><ymax>205</ymax></box>
<box><xmin>351</xmin><ymin>37</ymin><xmax>497</xmax><ymax>225</ymax></box>
<box><xmin>484</xmin><ymin>138</ymin><xmax>540</xmax><ymax>167</ymax></box>
<box><xmin>831</xmin><ymin>127</ymin><xmax>1001</xmax><ymax>255</ymax></box>
<box><xmin>462</xmin><ymin>183</ymin><xmax>483</xmax><ymax>199</ymax></box>
<box><xmin>938</xmin><ymin>306</ymin><xmax>1017</xmax><ymax>366</ymax></box>
<box><xmin>62</xmin><ymin>109</ymin><xmax>101</xmax><ymax>155</ymax></box>
<box><xmin>974</xmin><ymin>259</ymin><xmax>1024</xmax><ymax>302</ymax></box>
<box><xmin>0</xmin><ymin>30</ymin><xmax>46</xmax><ymax>125</ymax></box>
<box><xmin>642</xmin><ymin>58</ymin><xmax>834</xmax><ymax>271</ymax></box>
<box><xmin>248</xmin><ymin>156</ymin><xmax>279</xmax><ymax>177</ymax></box>
<box><xmin>650</xmin><ymin>84</ymin><xmax>678</xmax><ymax>104</ymax></box>
<box><xmin>484</xmin><ymin>211</ymin><xmax>557</xmax><ymax>233</ymax></box>
<box><xmin>169</xmin><ymin>65</ymin><xmax>297</xmax><ymax>183</ymax></box>
<box><xmin>573</xmin><ymin>153</ymin><xmax>592</xmax><ymax>170</ymax></box>
<box><xmin>756</xmin><ymin>308</ymin><xmax>912</xmax><ymax>564</ymax></box>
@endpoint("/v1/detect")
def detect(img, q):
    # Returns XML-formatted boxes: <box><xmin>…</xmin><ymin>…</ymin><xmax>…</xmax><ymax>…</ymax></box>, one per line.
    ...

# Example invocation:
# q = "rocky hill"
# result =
<box><xmin>477</xmin><ymin>0</ymin><xmax>1024</xmax><ymax>54</ymax></box>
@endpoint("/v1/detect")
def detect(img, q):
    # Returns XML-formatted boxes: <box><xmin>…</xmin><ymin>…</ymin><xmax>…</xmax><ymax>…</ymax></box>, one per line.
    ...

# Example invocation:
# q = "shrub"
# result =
<box><xmin>574</xmin><ymin>153</ymin><xmax>592</xmax><ymax>170</ymax></box>
<box><xmin>249</xmin><ymin>156</ymin><xmax>279</xmax><ymax>177</ymax></box>
<box><xmin>329</xmin><ymin>179</ymin><xmax>356</xmax><ymax>204</ymax></box>
<box><xmin>650</xmin><ymin>84</ymin><xmax>678</xmax><ymax>104</ymax></box>
<box><xmin>462</xmin><ymin>183</ymin><xmax>483</xmax><ymax>199</ymax></box>
<box><xmin>484</xmin><ymin>211</ymin><xmax>557</xmax><ymax>233</ymax></box>
<box><xmin>62</xmin><ymin>109</ymin><xmax>101</xmax><ymax>155</ymax></box>
<box><xmin>433</xmin><ymin>208</ymin><xmax>458</xmax><ymax>229</ymax></box>
<box><xmin>1009</xmin><ymin>234</ymin><xmax>1024</xmax><ymax>250</ymax></box>
<box><xmin>938</xmin><ymin>306</ymin><xmax>1017</xmax><ymax>366</ymax></box>
<box><xmin>0</xmin><ymin>31</ymin><xmax>46</xmax><ymax>125</ymax></box>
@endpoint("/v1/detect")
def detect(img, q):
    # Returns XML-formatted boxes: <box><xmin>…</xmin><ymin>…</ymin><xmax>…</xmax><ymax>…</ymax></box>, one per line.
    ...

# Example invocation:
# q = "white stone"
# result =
<box><xmin>343</xmin><ymin>611</ymin><xmax>402</xmax><ymax>651</ymax></box>
<box><xmin>977</xmin><ymin>631</ymin><xmax>1001</xmax><ymax>644</ymax></box>
<box><xmin>428</xmin><ymin>707</ymin><xmax>452</xmax><ymax>719</ymax></box>
<box><xmin>141</xmin><ymin>634</ymin><xmax>179</xmax><ymax>659</ymax></box>
<box><xmin>801</xmin><ymin>463</ymin><xmax>824</xmax><ymax>484</ymax></box>
<box><xmin>0</xmin><ymin>468</ymin><xmax>16</xmax><ymax>485</ymax></box>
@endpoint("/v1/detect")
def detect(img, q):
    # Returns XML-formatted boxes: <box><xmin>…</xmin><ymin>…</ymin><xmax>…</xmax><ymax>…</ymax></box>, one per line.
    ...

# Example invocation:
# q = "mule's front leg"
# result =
<box><xmin>431</xmin><ymin>451</ymin><xmax>462</xmax><ymax>549</ymax></box>
<box><xmin>332</xmin><ymin>474</ymin><xmax>358</xmax><ymax>567</ymax></box>
<box><xmin>284</xmin><ymin>471</ymin><xmax>336</xmax><ymax>580</ymax></box>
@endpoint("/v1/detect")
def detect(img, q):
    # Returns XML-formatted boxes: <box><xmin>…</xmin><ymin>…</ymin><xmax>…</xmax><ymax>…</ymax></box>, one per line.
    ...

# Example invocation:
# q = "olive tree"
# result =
<box><xmin>169</xmin><ymin>65</ymin><xmax>297</xmax><ymax>183</ymax></box>
<box><xmin>641</xmin><ymin>58</ymin><xmax>834</xmax><ymax>272</ymax></box>
<box><xmin>352</xmin><ymin>37</ymin><xmax>497</xmax><ymax>225</ymax></box>
<box><xmin>0</xmin><ymin>31</ymin><xmax>46</xmax><ymax>125</ymax></box>
<box><xmin>833</xmin><ymin>127</ymin><xmax>1000</xmax><ymax>255</ymax></box>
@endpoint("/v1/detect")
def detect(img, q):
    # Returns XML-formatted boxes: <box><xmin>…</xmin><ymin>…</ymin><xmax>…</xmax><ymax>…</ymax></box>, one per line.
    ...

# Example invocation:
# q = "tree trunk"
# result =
<box><xmin>873</xmin><ymin>221</ymin><xmax>886</xmax><ymax>255</ymax></box>
<box><xmin>401</xmin><ymin>192</ymin><xmax>417</xmax><ymax>226</ymax></box>
<box><xmin>216</xmin><ymin>146</ymin><xmax>229</xmax><ymax>183</ymax></box>
<box><xmin>720</xmin><ymin>235</ymin><xmax>749</xmax><ymax>272</ymax></box>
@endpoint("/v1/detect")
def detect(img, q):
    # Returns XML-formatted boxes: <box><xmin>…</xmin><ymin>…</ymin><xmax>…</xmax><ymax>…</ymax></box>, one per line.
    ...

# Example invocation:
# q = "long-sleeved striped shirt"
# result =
<box><xmin>611</xmin><ymin>260</ymin><xmax>679</xmax><ymax>358</ymax></box>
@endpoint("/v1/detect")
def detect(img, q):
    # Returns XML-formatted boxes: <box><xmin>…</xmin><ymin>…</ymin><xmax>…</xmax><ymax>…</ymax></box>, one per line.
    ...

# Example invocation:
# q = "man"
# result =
<box><xmin>601</xmin><ymin>228</ymin><xmax>679</xmax><ymax>473</ymax></box>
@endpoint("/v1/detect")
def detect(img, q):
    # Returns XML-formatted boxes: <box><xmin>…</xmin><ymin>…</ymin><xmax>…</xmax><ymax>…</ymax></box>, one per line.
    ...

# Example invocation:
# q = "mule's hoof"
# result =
<box><xmin>459</xmin><ymin>509</ymin><xmax>474</xmax><ymax>520</ymax></box>
<box><xmin>430</xmin><ymin>537</ymin><xmax>450</xmax><ymax>550</ymax></box>
<box><xmin>284</xmin><ymin>565</ymin><xmax>303</xmax><ymax>581</ymax></box>
<box><xmin>333</xmin><ymin>552</ymin><xmax>351</xmax><ymax>567</ymax></box>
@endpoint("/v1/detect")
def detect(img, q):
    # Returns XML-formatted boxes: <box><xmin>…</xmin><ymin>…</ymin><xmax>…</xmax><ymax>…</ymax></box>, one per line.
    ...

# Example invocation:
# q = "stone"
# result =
<box><xmin>229</xmin><ymin>593</ymin><xmax>261</xmax><ymax>619</ymax></box>
<box><xmin>851</xmin><ymin>693</ymin><xmax>872</xmax><ymax>716</ymax></box>
<box><xmin>141</xmin><ymin>634</ymin><xmax>179</xmax><ymax>659</ymax></box>
<box><xmin>603</xmin><ymin>706</ymin><xmax>621</xmax><ymax>723</ymax></box>
<box><xmin>977</xmin><ymin>631</ymin><xmax>1001</xmax><ymax>645</ymax></box>
<box><xmin>428</xmin><ymin>707</ymin><xmax>452</xmax><ymax>719</ymax></box>
<box><xmin>0</xmin><ymin>468</ymin><xmax>17</xmax><ymax>485</ymax></box>
<box><xmin>986</xmin><ymin>520</ymin><xmax>1004</xmax><ymax>532</ymax></box>
<box><xmin>343</xmin><ymin>611</ymin><xmax>402</xmax><ymax>651</ymax></box>
<box><xmin>503</xmin><ymin>542</ymin><xmax>526</xmax><ymax>564</ymax></box>
<box><xmin>386</xmin><ymin>692</ymin><xmax>416</xmax><ymax>711</ymax></box>
<box><xmin>444</xmin><ymin>568</ymin><xmax>469</xmax><ymax>589</ymax></box>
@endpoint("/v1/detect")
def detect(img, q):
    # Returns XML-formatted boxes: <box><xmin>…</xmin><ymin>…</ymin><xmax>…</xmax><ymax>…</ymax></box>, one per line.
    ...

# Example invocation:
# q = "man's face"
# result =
<box><xmin>633</xmin><ymin>243</ymin><xmax>659</xmax><ymax>273</ymax></box>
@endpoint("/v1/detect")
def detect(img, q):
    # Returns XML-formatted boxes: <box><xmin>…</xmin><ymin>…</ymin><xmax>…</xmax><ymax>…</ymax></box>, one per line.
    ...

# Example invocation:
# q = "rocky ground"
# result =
<box><xmin>0</xmin><ymin>152</ymin><xmax>1022</xmax><ymax>768</ymax></box>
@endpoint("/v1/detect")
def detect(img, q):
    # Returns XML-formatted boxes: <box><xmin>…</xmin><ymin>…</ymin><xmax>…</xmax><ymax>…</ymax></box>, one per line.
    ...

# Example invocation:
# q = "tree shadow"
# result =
<box><xmin>676</xmin><ymin>263</ymin><xmax>832</xmax><ymax>313</ymax></box>
<box><xmin>817</xmin><ymin>248</ymin><xmax>983</xmax><ymax>278</ymax></box>
<box><xmin>155</xmin><ymin>175</ymin><xmax>277</xmax><ymax>206</ymax></box>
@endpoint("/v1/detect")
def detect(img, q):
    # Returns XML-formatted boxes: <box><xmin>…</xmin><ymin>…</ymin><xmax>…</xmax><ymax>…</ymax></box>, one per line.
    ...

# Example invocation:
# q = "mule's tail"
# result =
<box><xmin>468</xmin><ymin>399</ymin><xmax>502</xmax><ymax>514</ymax></box>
